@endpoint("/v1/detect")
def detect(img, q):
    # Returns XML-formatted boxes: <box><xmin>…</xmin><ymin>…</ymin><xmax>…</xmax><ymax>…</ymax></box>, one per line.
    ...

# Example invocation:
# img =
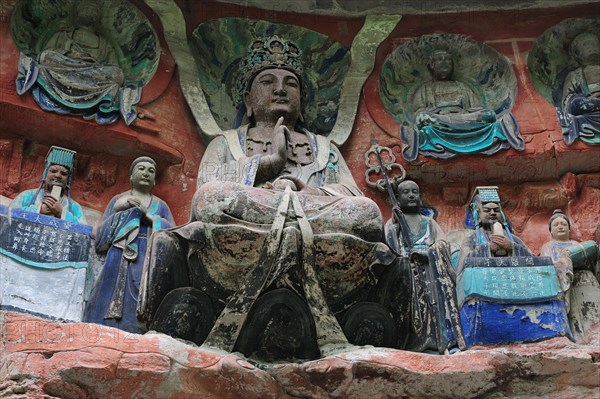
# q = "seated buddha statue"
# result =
<box><xmin>16</xmin><ymin>3</ymin><xmax>140</xmax><ymax>125</ymax></box>
<box><xmin>401</xmin><ymin>49</ymin><xmax>524</xmax><ymax>161</ymax></box>
<box><xmin>137</xmin><ymin>36</ymin><xmax>395</xmax><ymax>361</ymax></box>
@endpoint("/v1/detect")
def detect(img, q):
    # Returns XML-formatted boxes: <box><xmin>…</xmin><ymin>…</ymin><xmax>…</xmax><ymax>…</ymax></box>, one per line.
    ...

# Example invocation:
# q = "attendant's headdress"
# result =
<box><xmin>42</xmin><ymin>146</ymin><xmax>76</xmax><ymax>190</ymax></box>
<box><xmin>464</xmin><ymin>186</ymin><xmax>508</xmax><ymax>228</ymax></box>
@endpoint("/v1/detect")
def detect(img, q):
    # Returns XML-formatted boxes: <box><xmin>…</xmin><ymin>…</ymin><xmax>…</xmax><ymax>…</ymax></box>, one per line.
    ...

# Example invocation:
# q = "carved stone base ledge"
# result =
<box><xmin>1</xmin><ymin>311</ymin><xmax>598</xmax><ymax>399</ymax></box>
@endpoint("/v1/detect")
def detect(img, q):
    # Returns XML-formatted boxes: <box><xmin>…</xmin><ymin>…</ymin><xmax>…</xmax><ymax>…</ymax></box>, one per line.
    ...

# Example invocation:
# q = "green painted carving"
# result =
<box><xmin>528</xmin><ymin>17</ymin><xmax>600</xmax><ymax>146</ymax></box>
<box><xmin>11</xmin><ymin>0</ymin><xmax>159</xmax><ymax>124</ymax></box>
<box><xmin>144</xmin><ymin>0</ymin><xmax>398</xmax><ymax>145</ymax></box>
<box><xmin>143</xmin><ymin>0</ymin><xmax>223</xmax><ymax>139</ymax></box>
<box><xmin>380</xmin><ymin>34</ymin><xmax>522</xmax><ymax>160</ymax></box>
<box><xmin>189</xmin><ymin>18</ymin><xmax>351</xmax><ymax>136</ymax></box>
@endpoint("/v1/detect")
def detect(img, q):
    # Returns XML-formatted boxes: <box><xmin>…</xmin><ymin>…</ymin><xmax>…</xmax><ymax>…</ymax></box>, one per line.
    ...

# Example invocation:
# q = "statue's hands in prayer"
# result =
<box><xmin>126</xmin><ymin>197</ymin><xmax>148</xmax><ymax>215</ymax></box>
<box><xmin>128</xmin><ymin>197</ymin><xmax>154</xmax><ymax>224</ymax></box>
<box><xmin>489</xmin><ymin>234</ymin><xmax>513</xmax><ymax>252</ymax></box>
<box><xmin>270</xmin><ymin>116</ymin><xmax>290</xmax><ymax>172</ymax></box>
<box><xmin>114</xmin><ymin>195</ymin><xmax>135</xmax><ymax>212</ymax></box>
<box><xmin>40</xmin><ymin>195</ymin><xmax>62</xmax><ymax>217</ymax></box>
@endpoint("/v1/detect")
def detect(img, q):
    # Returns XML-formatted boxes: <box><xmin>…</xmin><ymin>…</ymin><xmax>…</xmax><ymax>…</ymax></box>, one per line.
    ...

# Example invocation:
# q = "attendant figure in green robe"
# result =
<box><xmin>384</xmin><ymin>180</ymin><xmax>464</xmax><ymax>354</ymax></box>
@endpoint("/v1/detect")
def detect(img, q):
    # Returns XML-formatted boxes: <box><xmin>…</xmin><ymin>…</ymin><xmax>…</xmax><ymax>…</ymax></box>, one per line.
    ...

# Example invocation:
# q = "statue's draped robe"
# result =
<box><xmin>558</xmin><ymin>65</ymin><xmax>600</xmax><ymax>145</ymax></box>
<box><xmin>10</xmin><ymin>188</ymin><xmax>87</xmax><ymax>224</ymax></box>
<box><xmin>401</xmin><ymin>80</ymin><xmax>523</xmax><ymax>160</ymax></box>
<box><xmin>138</xmin><ymin>125</ymin><xmax>393</xmax><ymax>355</ymax></box>
<box><xmin>193</xmin><ymin>125</ymin><xmax>383</xmax><ymax>240</ymax></box>
<box><xmin>84</xmin><ymin>194</ymin><xmax>173</xmax><ymax>333</ymax></box>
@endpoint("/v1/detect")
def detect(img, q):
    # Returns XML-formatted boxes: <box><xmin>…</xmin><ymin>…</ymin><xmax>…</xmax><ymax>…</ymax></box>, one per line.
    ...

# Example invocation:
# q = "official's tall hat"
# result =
<box><xmin>43</xmin><ymin>146</ymin><xmax>76</xmax><ymax>189</ymax></box>
<box><xmin>465</xmin><ymin>186</ymin><xmax>507</xmax><ymax>228</ymax></box>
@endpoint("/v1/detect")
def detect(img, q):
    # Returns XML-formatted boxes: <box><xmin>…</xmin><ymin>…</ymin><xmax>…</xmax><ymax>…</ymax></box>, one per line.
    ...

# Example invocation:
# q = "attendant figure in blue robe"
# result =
<box><xmin>83</xmin><ymin>156</ymin><xmax>174</xmax><ymax>333</ymax></box>
<box><xmin>557</xmin><ymin>32</ymin><xmax>600</xmax><ymax>145</ymax></box>
<box><xmin>401</xmin><ymin>49</ymin><xmax>524</xmax><ymax>160</ymax></box>
<box><xmin>540</xmin><ymin>210</ymin><xmax>600</xmax><ymax>339</ymax></box>
<box><xmin>10</xmin><ymin>146</ymin><xmax>86</xmax><ymax>224</ymax></box>
<box><xmin>457</xmin><ymin>187</ymin><xmax>533</xmax><ymax>274</ymax></box>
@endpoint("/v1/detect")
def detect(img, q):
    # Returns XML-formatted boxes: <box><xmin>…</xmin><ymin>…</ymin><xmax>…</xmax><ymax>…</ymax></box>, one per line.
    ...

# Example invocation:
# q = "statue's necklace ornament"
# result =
<box><xmin>247</xmin><ymin>137</ymin><xmax>272</xmax><ymax>153</ymax></box>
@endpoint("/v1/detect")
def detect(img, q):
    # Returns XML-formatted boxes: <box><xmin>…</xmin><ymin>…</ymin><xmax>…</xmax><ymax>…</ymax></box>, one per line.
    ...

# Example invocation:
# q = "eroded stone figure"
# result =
<box><xmin>558</xmin><ymin>32</ymin><xmax>600</xmax><ymax>145</ymax></box>
<box><xmin>383</xmin><ymin>180</ymin><xmax>464</xmax><ymax>353</ymax></box>
<box><xmin>137</xmin><ymin>36</ymin><xmax>394</xmax><ymax>361</ymax></box>
<box><xmin>15</xmin><ymin>3</ymin><xmax>138</xmax><ymax>124</ymax></box>
<box><xmin>83</xmin><ymin>157</ymin><xmax>174</xmax><ymax>333</ymax></box>
<box><xmin>401</xmin><ymin>49</ymin><xmax>523</xmax><ymax>160</ymax></box>
<box><xmin>540</xmin><ymin>210</ymin><xmax>600</xmax><ymax>340</ymax></box>
<box><xmin>10</xmin><ymin>146</ymin><xmax>86</xmax><ymax>224</ymax></box>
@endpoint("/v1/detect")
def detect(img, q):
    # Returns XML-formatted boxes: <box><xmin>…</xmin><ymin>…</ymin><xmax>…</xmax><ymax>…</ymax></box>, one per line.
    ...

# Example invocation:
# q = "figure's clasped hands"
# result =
<box><xmin>267</xmin><ymin>175</ymin><xmax>322</xmax><ymax>195</ymax></box>
<box><xmin>114</xmin><ymin>195</ymin><xmax>152</xmax><ymax>222</ymax></box>
<box><xmin>268</xmin><ymin>176</ymin><xmax>298</xmax><ymax>191</ymax></box>
<box><xmin>40</xmin><ymin>195</ymin><xmax>63</xmax><ymax>217</ymax></box>
<box><xmin>489</xmin><ymin>234</ymin><xmax>513</xmax><ymax>252</ymax></box>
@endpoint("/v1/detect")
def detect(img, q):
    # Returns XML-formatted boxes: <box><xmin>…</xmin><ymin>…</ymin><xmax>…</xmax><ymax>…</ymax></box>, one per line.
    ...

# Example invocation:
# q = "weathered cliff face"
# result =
<box><xmin>1</xmin><ymin>311</ymin><xmax>598</xmax><ymax>399</ymax></box>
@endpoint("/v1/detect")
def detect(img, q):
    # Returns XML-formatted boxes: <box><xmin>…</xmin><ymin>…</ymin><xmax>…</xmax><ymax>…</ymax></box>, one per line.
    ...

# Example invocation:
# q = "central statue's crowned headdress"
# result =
<box><xmin>234</xmin><ymin>36</ymin><xmax>304</xmax><ymax>106</ymax></box>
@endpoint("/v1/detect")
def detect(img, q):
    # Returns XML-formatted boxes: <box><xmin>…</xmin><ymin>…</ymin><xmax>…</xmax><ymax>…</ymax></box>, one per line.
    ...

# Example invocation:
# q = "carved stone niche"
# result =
<box><xmin>11</xmin><ymin>0</ymin><xmax>160</xmax><ymax>125</ymax></box>
<box><xmin>379</xmin><ymin>33</ymin><xmax>523</xmax><ymax>161</ymax></box>
<box><xmin>528</xmin><ymin>17</ymin><xmax>600</xmax><ymax>146</ymax></box>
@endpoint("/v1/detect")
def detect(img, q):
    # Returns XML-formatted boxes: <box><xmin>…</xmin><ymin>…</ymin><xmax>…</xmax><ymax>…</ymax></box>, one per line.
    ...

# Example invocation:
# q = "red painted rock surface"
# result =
<box><xmin>1</xmin><ymin>311</ymin><xmax>598</xmax><ymax>399</ymax></box>
<box><xmin>1</xmin><ymin>1</ymin><xmax>598</xmax><ymax>234</ymax></box>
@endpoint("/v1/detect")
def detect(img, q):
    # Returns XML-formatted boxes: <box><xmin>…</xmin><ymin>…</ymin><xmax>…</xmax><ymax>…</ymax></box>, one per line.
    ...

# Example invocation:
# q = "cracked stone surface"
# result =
<box><xmin>1</xmin><ymin>311</ymin><xmax>599</xmax><ymax>398</ymax></box>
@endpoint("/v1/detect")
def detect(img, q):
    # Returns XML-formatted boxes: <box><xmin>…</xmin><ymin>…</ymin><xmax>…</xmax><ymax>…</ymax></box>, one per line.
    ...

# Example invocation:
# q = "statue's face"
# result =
<box><xmin>572</xmin><ymin>34</ymin><xmax>600</xmax><ymax>65</ymax></box>
<box><xmin>245</xmin><ymin>68</ymin><xmax>301</xmax><ymax>124</ymax></box>
<box><xmin>130</xmin><ymin>161</ymin><xmax>156</xmax><ymax>191</ymax></box>
<box><xmin>75</xmin><ymin>3</ymin><xmax>101</xmax><ymax>28</ymax></box>
<box><xmin>550</xmin><ymin>216</ymin><xmax>570</xmax><ymax>241</ymax></box>
<box><xmin>397</xmin><ymin>181</ymin><xmax>420</xmax><ymax>213</ymax></box>
<box><xmin>430</xmin><ymin>51</ymin><xmax>453</xmax><ymax>80</ymax></box>
<box><xmin>478</xmin><ymin>202</ymin><xmax>501</xmax><ymax>227</ymax></box>
<box><xmin>44</xmin><ymin>164</ymin><xmax>69</xmax><ymax>191</ymax></box>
